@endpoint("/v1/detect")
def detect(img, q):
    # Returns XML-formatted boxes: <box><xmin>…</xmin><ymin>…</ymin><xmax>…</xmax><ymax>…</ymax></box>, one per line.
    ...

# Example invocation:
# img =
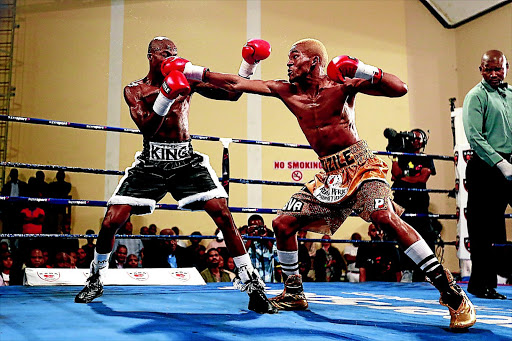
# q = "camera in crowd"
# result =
<box><xmin>250</xmin><ymin>224</ymin><xmax>268</xmax><ymax>235</ymax></box>
<box><xmin>383</xmin><ymin>128</ymin><xmax>427</xmax><ymax>153</ymax></box>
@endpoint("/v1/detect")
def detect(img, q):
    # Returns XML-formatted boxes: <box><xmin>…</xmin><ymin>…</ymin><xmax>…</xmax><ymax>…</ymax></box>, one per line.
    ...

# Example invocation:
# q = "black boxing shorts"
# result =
<box><xmin>107</xmin><ymin>140</ymin><xmax>228</xmax><ymax>214</ymax></box>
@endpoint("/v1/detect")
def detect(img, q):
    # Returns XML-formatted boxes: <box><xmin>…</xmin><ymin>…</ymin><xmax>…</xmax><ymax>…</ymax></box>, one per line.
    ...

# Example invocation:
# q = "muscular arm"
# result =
<box><xmin>351</xmin><ymin>73</ymin><xmax>408</xmax><ymax>97</ymax></box>
<box><xmin>192</xmin><ymin>80</ymin><xmax>243</xmax><ymax>101</ymax></box>
<box><xmin>124</xmin><ymin>85</ymin><xmax>165</xmax><ymax>138</ymax></box>
<box><xmin>203</xmin><ymin>71</ymin><xmax>282</xmax><ymax>97</ymax></box>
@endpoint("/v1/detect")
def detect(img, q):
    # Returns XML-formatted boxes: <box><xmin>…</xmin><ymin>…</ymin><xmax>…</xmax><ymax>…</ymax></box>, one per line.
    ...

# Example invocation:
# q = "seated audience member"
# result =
<box><xmin>314</xmin><ymin>235</ymin><xmax>346</xmax><ymax>282</ymax></box>
<box><xmin>171</xmin><ymin>226</ymin><xmax>188</xmax><ymax>248</ymax></box>
<box><xmin>81</xmin><ymin>229</ymin><xmax>96</xmax><ymax>261</ymax></box>
<box><xmin>139</xmin><ymin>226</ymin><xmax>149</xmax><ymax>235</ymax></box>
<box><xmin>299</xmin><ymin>260</ymin><xmax>314</xmax><ymax>282</ymax></box>
<box><xmin>109</xmin><ymin>244</ymin><xmax>128</xmax><ymax>269</ymax></box>
<box><xmin>54</xmin><ymin>252</ymin><xmax>72</xmax><ymax>268</ymax></box>
<box><xmin>143</xmin><ymin>229</ymin><xmax>193</xmax><ymax>268</ymax></box>
<box><xmin>207</xmin><ymin>228</ymin><xmax>227</xmax><ymax>251</ymax></box>
<box><xmin>75</xmin><ymin>248</ymin><xmax>90</xmax><ymax>269</ymax></box>
<box><xmin>1</xmin><ymin>252</ymin><xmax>13</xmax><ymax>286</ymax></box>
<box><xmin>9</xmin><ymin>248</ymin><xmax>47</xmax><ymax>285</ymax></box>
<box><xmin>343</xmin><ymin>232</ymin><xmax>362</xmax><ymax>282</ymax></box>
<box><xmin>125</xmin><ymin>254</ymin><xmax>140</xmax><ymax>268</ymax></box>
<box><xmin>356</xmin><ymin>224</ymin><xmax>402</xmax><ymax>282</ymax></box>
<box><xmin>187</xmin><ymin>231</ymin><xmax>207</xmax><ymax>271</ymax></box>
<box><xmin>148</xmin><ymin>224</ymin><xmax>158</xmax><ymax>235</ymax></box>
<box><xmin>200</xmin><ymin>248</ymin><xmax>232</xmax><ymax>283</ymax></box>
<box><xmin>113</xmin><ymin>221</ymin><xmax>144</xmax><ymax>260</ymax></box>
<box><xmin>223</xmin><ymin>255</ymin><xmax>236</xmax><ymax>280</ymax></box>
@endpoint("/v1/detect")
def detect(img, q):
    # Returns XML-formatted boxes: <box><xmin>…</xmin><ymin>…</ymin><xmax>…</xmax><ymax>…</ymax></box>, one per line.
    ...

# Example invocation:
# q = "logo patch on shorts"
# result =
<box><xmin>282</xmin><ymin>198</ymin><xmax>304</xmax><ymax>212</ymax></box>
<box><xmin>374</xmin><ymin>198</ymin><xmax>385</xmax><ymax>209</ymax></box>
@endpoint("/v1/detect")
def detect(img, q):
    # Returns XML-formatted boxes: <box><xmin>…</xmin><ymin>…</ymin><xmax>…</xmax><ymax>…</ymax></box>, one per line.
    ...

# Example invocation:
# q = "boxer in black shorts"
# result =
<box><xmin>75</xmin><ymin>37</ymin><xmax>276</xmax><ymax>314</ymax></box>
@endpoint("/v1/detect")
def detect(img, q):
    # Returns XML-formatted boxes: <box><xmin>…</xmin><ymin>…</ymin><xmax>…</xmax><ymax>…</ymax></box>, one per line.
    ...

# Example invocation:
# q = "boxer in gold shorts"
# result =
<box><xmin>197</xmin><ymin>38</ymin><xmax>475</xmax><ymax>329</ymax></box>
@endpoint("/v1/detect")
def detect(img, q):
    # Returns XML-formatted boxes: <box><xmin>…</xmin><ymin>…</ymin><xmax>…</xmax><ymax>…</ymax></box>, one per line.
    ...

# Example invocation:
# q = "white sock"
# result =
<box><xmin>404</xmin><ymin>240</ymin><xmax>441</xmax><ymax>274</ymax></box>
<box><xmin>92</xmin><ymin>250</ymin><xmax>110</xmax><ymax>276</ymax></box>
<box><xmin>277</xmin><ymin>250</ymin><xmax>299</xmax><ymax>277</ymax></box>
<box><xmin>233</xmin><ymin>254</ymin><xmax>255</xmax><ymax>283</ymax></box>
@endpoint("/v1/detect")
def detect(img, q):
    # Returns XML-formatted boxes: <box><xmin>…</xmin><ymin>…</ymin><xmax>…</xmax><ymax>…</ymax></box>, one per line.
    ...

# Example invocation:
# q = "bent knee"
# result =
<box><xmin>371</xmin><ymin>209</ymin><xmax>399</xmax><ymax>228</ymax></box>
<box><xmin>272</xmin><ymin>215</ymin><xmax>298</xmax><ymax>238</ymax></box>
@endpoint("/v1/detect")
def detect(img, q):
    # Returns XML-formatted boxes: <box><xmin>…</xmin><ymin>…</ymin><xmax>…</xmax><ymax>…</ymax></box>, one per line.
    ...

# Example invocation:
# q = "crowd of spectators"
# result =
<box><xmin>0</xmin><ymin>168</ymin><xmax>440</xmax><ymax>286</ymax></box>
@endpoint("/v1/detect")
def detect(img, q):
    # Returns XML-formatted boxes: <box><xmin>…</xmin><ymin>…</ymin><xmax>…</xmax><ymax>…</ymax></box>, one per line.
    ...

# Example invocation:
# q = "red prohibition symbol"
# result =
<box><xmin>291</xmin><ymin>170</ymin><xmax>303</xmax><ymax>182</ymax></box>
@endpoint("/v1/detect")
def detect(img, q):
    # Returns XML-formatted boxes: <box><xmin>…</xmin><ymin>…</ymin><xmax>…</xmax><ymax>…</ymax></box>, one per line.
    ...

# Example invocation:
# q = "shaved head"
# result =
<box><xmin>291</xmin><ymin>38</ymin><xmax>328</xmax><ymax>68</ymax></box>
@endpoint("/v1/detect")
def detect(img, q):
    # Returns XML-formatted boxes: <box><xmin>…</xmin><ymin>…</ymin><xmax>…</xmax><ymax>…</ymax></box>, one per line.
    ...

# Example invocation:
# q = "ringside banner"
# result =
<box><xmin>24</xmin><ymin>268</ymin><xmax>205</xmax><ymax>286</ymax></box>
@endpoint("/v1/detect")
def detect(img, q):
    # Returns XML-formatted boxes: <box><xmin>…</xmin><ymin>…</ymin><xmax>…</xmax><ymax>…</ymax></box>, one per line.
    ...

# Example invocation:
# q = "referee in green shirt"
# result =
<box><xmin>462</xmin><ymin>49</ymin><xmax>511</xmax><ymax>300</ymax></box>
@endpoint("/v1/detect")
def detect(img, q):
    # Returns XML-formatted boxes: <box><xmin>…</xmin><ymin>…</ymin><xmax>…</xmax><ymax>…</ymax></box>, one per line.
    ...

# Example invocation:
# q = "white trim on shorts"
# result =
<box><xmin>178</xmin><ymin>151</ymin><xmax>228</xmax><ymax>209</ymax></box>
<box><xmin>107</xmin><ymin>151</ymin><xmax>157</xmax><ymax>215</ymax></box>
<box><xmin>107</xmin><ymin>195</ymin><xmax>156</xmax><ymax>214</ymax></box>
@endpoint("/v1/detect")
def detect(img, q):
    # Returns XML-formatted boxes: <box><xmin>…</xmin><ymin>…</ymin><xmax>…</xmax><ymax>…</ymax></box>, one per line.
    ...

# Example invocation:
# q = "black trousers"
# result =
<box><xmin>466</xmin><ymin>154</ymin><xmax>512</xmax><ymax>291</ymax></box>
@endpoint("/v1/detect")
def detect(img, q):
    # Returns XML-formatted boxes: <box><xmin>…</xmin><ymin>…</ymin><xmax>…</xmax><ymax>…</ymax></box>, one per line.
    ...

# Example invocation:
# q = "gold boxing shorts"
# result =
<box><xmin>278</xmin><ymin>140</ymin><xmax>403</xmax><ymax>235</ymax></box>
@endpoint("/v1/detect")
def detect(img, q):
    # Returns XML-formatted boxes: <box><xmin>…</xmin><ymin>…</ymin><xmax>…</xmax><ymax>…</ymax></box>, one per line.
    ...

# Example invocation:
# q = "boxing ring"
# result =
<box><xmin>0</xmin><ymin>114</ymin><xmax>511</xmax><ymax>340</ymax></box>
<box><xmin>1</xmin><ymin>283</ymin><xmax>511</xmax><ymax>340</ymax></box>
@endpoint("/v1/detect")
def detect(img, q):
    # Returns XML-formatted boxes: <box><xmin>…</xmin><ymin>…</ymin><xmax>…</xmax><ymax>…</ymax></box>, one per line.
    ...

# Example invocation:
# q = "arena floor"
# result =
<box><xmin>1</xmin><ymin>282</ymin><xmax>511</xmax><ymax>340</ymax></box>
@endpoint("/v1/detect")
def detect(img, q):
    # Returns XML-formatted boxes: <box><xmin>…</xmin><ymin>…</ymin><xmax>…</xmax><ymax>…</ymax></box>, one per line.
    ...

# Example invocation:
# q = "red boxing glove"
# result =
<box><xmin>239</xmin><ymin>39</ymin><xmax>271</xmax><ymax>78</ymax></box>
<box><xmin>160</xmin><ymin>56</ymin><xmax>206</xmax><ymax>81</ymax></box>
<box><xmin>242</xmin><ymin>39</ymin><xmax>271</xmax><ymax>64</ymax></box>
<box><xmin>327</xmin><ymin>55</ymin><xmax>383</xmax><ymax>84</ymax></box>
<box><xmin>161</xmin><ymin>57</ymin><xmax>189</xmax><ymax>76</ymax></box>
<box><xmin>153</xmin><ymin>70</ymin><xmax>190</xmax><ymax>116</ymax></box>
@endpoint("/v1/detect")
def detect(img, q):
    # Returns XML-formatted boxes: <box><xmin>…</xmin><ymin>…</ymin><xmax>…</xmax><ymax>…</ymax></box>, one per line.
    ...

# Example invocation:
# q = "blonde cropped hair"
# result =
<box><xmin>292</xmin><ymin>38</ymin><xmax>328</xmax><ymax>68</ymax></box>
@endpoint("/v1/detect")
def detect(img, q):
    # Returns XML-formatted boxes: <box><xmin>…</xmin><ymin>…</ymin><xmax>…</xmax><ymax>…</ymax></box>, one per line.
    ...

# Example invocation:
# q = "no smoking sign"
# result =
<box><xmin>291</xmin><ymin>170</ymin><xmax>303</xmax><ymax>182</ymax></box>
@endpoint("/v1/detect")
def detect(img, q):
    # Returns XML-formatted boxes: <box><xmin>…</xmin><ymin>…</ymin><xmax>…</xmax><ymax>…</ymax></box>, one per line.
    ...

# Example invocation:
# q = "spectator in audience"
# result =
<box><xmin>140</xmin><ymin>226</ymin><xmax>149</xmax><ymax>235</ymax></box>
<box><xmin>200</xmin><ymin>248</ymin><xmax>232</xmax><ymax>283</ymax></box>
<box><xmin>171</xmin><ymin>226</ymin><xmax>188</xmax><ymax>248</ymax></box>
<box><xmin>143</xmin><ymin>229</ymin><xmax>193</xmax><ymax>268</ymax></box>
<box><xmin>1</xmin><ymin>252</ymin><xmax>13</xmax><ymax>286</ymax></box>
<box><xmin>34</xmin><ymin>171</ymin><xmax>50</xmax><ymax>197</ymax></box>
<box><xmin>314</xmin><ymin>235</ymin><xmax>346</xmax><ymax>282</ymax></box>
<box><xmin>238</xmin><ymin>224</ymin><xmax>249</xmax><ymax>236</ymax></box>
<box><xmin>54</xmin><ymin>252</ymin><xmax>72</xmax><ymax>268</ymax></box>
<box><xmin>223</xmin><ymin>255</ymin><xmax>236</xmax><ymax>280</ymax></box>
<box><xmin>75</xmin><ymin>248</ymin><xmax>90</xmax><ymax>269</ymax></box>
<box><xmin>297</xmin><ymin>230</ymin><xmax>312</xmax><ymax>280</ymax></box>
<box><xmin>109</xmin><ymin>244</ymin><xmax>128</xmax><ymax>269</ymax></box>
<box><xmin>10</xmin><ymin>247</ymin><xmax>47</xmax><ymax>285</ymax></box>
<box><xmin>299</xmin><ymin>260</ymin><xmax>314</xmax><ymax>282</ymax></box>
<box><xmin>343</xmin><ymin>232</ymin><xmax>362</xmax><ymax>283</ymax></box>
<box><xmin>187</xmin><ymin>231</ymin><xmax>207</xmax><ymax>271</ymax></box>
<box><xmin>125</xmin><ymin>254</ymin><xmax>140</xmax><ymax>268</ymax></box>
<box><xmin>81</xmin><ymin>229</ymin><xmax>96</xmax><ymax>261</ymax></box>
<box><xmin>207</xmin><ymin>227</ymin><xmax>227</xmax><ymax>251</ymax></box>
<box><xmin>356</xmin><ymin>224</ymin><xmax>402</xmax><ymax>282</ymax></box>
<box><xmin>69</xmin><ymin>251</ymin><xmax>77</xmax><ymax>269</ymax></box>
<box><xmin>47</xmin><ymin>170</ymin><xmax>72</xmax><ymax>233</ymax></box>
<box><xmin>48</xmin><ymin>170</ymin><xmax>72</xmax><ymax>199</ymax></box>
<box><xmin>245</xmin><ymin>214</ymin><xmax>276</xmax><ymax>283</ymax></box>
<box><xmin>113</xmin><ymin>220</ymin><xmax>144</xmax><ymax>260</ymax></box>
<box><xmin>1</xmin><ymin>169</ymin><xmax>27</xmax><ymax>234</ymax></box>
<box><xmin>148</xmin><ymin>224</ymin><xmax>158</xmax><ymax>235</ymax></box>
<box><xmin>20</xmin><ymin>199</ymin><xmax>45</xmax><ymax>234</ymax></box>
<box><xmin>48</xmin><ymin>218</ymin><xmax>79</xmax><ymax>262</ymax></box>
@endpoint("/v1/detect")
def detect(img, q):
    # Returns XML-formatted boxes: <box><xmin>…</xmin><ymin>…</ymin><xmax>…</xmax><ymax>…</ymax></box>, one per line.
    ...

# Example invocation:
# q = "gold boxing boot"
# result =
<box><xmin>269</xmin><ymin>274</ymin><xmax>308</xmax><ymax>310</ymax></box>
<box><xmin>439</xmin><ymin>269</ymin><xmax>476</xmax><ymax>329</ymax></box>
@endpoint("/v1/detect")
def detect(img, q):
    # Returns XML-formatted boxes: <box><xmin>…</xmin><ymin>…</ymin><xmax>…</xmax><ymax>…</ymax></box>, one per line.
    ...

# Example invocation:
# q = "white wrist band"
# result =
<box><xmin>183</xmin><ymin>63</ymin><xmax>205</xmax><ymax>81</ymax></box>
<box><xmin>152</xmin><ymin>92</ymin><xmax>175</xmax><ymax>116</ymax></box>
<box><xmin>238</xmin><ymin>59</ymin><xmax>258</xmax><ymax>78</ymax></box>
<box><xmin>354</xmin><ymin>62</ymin><xmax>379</xmax><ymax>81</ymax></box>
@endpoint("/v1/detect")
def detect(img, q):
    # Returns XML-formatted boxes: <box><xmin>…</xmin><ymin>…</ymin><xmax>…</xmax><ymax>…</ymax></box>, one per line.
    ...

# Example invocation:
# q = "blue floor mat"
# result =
<box><xmin>1</xmin><ymin>282</ymin><xmax>511</xmax><ymax>341</ymax></box>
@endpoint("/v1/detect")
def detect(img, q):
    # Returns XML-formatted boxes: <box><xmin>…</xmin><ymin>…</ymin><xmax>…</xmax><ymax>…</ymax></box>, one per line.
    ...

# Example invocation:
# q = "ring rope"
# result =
<box><xmin>0</xmin><ymin>161</ymin><xmax>452</xmax><ymax>193</ymax></box>
<box><xmin>0</xmin><ymin>195</ymin><xmax>473</xmax><ymax>219</ymax></box>
<box><xmin>0</xmin><ymin>114</ymin><xmax>454</xmax><ymax>160</ymax></box>
<box><xmin>2</xmin><ymin>233</ymin><xmax>508</xmax><ymax>248</ymax></box>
